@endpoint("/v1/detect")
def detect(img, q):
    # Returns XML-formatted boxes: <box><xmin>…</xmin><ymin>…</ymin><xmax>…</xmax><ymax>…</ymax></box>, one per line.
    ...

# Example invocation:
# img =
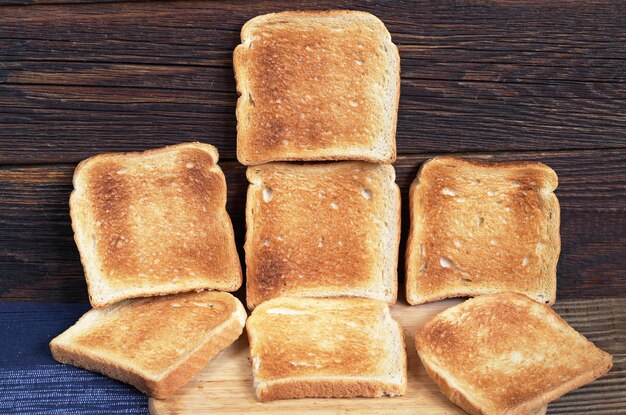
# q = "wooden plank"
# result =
<box><xmin>1</xmin><ymin>149</ymin><xmax>624</xmax><ymax>302</ymax></box>
<box><xmin>7</xmin><ymin>0</ymin><xmax>605</xmax><ymax>5</ymax></box>
<box><xmin>149</xmin><ymin>298</ymin><xmax>625</xmax><ymax>414</ymax></box>
<box><xmin>0</xmin><ymin>0</ymin><xmax>126</xmax><ymax>4</ymax></box>
<box><xmin>1</xmin><ymin>0</ymin><xmax>625</xmax><ymax>163</ymax></box>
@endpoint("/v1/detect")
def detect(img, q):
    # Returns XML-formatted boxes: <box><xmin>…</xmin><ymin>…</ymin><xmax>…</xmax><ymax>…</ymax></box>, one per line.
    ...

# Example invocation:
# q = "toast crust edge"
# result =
<box><xmin>418</xmin><ymin>343</ymin><xmax>611</xmax><ymax>415</ymax></box>
<box><xmin>405</xmin><ymin>161</ymin><xmax>426</xmax><ymax>305</ymax></box>
<box><xmin>387</xmin><ymin>176</ymin><xmax>402</xmax><ymax>305</ymax></box>
<box><xmin>417</xmin><ymin>353</ymin><xmax>490</xmax><ymax>415</ymax></box>
<box><xmin>256</xmin><ymin>377</ymin><xmax>407</xmax><ymax>402</ymax></box>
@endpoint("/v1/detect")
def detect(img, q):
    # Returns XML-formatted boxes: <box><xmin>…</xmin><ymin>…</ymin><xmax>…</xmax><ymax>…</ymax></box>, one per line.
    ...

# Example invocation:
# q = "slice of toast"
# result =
<box><xmin>70</xmin><ymin>142</ymin><xmax>242</xmax><ymax>308</ymax></box>
<box><xmin>405</xmin><ymin>156</ymin><xmax>560</xmax><ymax>305</ymax></box>
<box><xmin>245</xmin><ymin>162</ymin><xmax>401</xmax><ymax>309</ymax></box>
<box><xmin>247</xmin><ymin>297</ymin><xmax>407</xmax><ymax>401</ymax></box>
<box><xmin>50</xmin><ymin>291</ymin><xmax>247</xmax><ymax>399</ymax></box>
<box><xmin>416</xmin><ymin>293</ymin><xmax>613</xmax><ymax>415</ymax></box>
<box><xmin>234</xmin><ymin>10</ymin><xmax>400</xmax><ymax>165</ymax></box>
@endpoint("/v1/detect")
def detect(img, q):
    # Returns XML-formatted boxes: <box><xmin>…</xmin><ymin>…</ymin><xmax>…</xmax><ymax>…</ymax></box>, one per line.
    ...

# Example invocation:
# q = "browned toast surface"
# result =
<box><xmin>70</xmin><ymin>143</ymin><xmax>242</xmax><ymax>307</ymax></box>
<box><xmin>247</xmin><ymin>297</ymin><xmax>407</xmax><ymax>401</ymax></box>
<box><xmin>245</xmin><ymin>162</ymin><xmax>400</xmax><ymax>309</ymax></box>
<box><xmin>234</xmin><ymin>10</ymin><xmax>400</xmax><ymax>164</ymax></box>
<box><xmin>416</xmin><ymin>293</ymin><xmax>612</xmax><ymax>415</ymax></box>
<box><xmin>51</xmin><ymin>291</ymin><xmax>247</xmax><ymax>398</ymax></box>
<box><xmin>406</xmin><ymin>156</ymin><xmax>560</xmax><ymax>305</ymax></box>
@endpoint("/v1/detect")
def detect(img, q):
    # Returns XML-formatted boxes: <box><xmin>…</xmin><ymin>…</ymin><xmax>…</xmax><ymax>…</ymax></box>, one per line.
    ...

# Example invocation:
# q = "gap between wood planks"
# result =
<box><xmin>2</xmin><ymin>146</ymin><xmax>625</xmax><ymax>168</ymax></box>
<box><xmin>3</xmin><ymin>77</ymin><xmax>625</xmax><ymax>90</ymax></box>
<box><xmin>0</xmin><ymin>0</ymin><xmax>624</xmax><ymax>10</ymax></box>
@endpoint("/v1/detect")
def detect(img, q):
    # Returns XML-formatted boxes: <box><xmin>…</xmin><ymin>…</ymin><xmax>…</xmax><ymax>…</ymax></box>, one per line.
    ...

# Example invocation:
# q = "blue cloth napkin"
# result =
<box><xmin>0</xmin><ymin>302</ymin><xmax>148</xmax><ymax>414</ymax></box>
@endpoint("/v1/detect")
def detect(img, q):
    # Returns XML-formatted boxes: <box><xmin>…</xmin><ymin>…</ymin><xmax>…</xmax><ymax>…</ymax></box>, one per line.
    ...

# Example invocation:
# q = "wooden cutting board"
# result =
<box><xmin>149</xmin><ymin>299</ymin><xmax>484</xmax><ymax>414</ymax></box>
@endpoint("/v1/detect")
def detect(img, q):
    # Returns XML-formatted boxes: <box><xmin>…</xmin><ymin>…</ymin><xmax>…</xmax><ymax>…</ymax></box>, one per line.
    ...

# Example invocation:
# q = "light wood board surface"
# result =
<box><xmin>150</xmin><ymin>299</ymin><xmax>555</xmax><ymax>414</ymax></box>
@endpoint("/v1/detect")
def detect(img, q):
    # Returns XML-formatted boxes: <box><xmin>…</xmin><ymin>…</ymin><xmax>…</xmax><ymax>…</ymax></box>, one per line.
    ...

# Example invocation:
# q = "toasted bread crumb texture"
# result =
<box><xmin>70</xmin><ymin>143</ymin><xmax>242</xmax><ymax>307</ymax></box>
<box><xmin>247</xmin><ymin>297</ymin><xmax>407</xmax><ymax>401</ymax></box>
<box><xmin>416</xmin><ymin>293</ymin><xmax>613</xmax><ymax>415</ymax></box>
<box><xmin>234</xmin><ymin>10</ymin><xmax>399</xmax><ymax>164</ymax></box>
<box><xmin>245</xmin><ymin>162</ymin><xmax>400</xmax><ymax>309</ymax></box>
<box><xmin>406</xmin><ymin>156</ymin><xmax>560</xmax><ymax>305</ymax></box>
<box><xmin>50</xmin><ymin>291</ymin><xmax>247</xmax><ymax>398</ymax></box>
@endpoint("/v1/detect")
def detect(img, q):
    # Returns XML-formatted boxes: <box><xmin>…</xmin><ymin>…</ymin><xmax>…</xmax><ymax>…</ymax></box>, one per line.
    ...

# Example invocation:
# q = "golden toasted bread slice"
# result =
<box><xmin>70</xmin><ymin>143</ymin><xmax>242</xmax><ymax>307</ymax></box>
<box><xmin>416</xmin><ymin>293</ymin><xmax>612</xmax><ymax>415</ymax></box>
<box><xmin>406</xmin><ymin>156</ymin><xmax>560</xmax><ymax>305</ymax></box>
<box><xmin>247</xmin><ymin>297</ymin><xmax>407</xmax><ymax>401</ymax></box>
<box><xmin>245</xmin><ymin>162</ymin><xmax>400</xmax><ymax>309</ymax></box>
<box><xmin>50</xmin><ymin>291</ymin><xmax>247</xmax><ymax>399</ymax></box>
<box><xmin>234</xmin><ymin>10</ymin><xmax>400</xmax><ymax>165</ymax></box>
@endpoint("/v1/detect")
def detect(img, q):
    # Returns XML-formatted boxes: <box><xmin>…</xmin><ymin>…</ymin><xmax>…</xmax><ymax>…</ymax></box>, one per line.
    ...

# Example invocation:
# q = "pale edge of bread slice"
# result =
<box><xmin>50</xmin><ymin>294</ymin><xmax>247</xmax><ymax>399</ymax></box>
<box><xmin>405</xmin><ymin>157</ymin><xmax>560</xmax><ymax>305</ymax></box>
<box><xmin>233</xmin><ymin>10</ymin><xmax>400</xmax><ymax>165</ymax></box>
<box><xmin>247</xmin><ymin>298</ymin><xmax>407</xmax><ymax>401</ymax></box>
<box><xmin>415</xmin><ymin>295</ymin><xmax>612</xmax><ymax>415</ymax></box>
<box><xmin>70</xmin><ymin>142</ymin><xmax>242</xmax><ymax>308</ymax></box>
<box><xmin>419</xmin><ymin>355</ymin><xmax>552</xmax><ymax>415</ymax></box>
<box><xmin>244</xmin><ymin>163</ymin><xmax>401</xmax><ymax>309</ymax></box>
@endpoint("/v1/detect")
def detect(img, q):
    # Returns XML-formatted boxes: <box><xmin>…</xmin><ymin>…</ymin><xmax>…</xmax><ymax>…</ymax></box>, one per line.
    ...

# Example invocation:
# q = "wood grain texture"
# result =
<box><xmin>1</xmin><ymin>0</ymin><xmax>625</xmax><ymax>163</ymax></box>
<box><xmin>149</xmin><ymin>298</ymin><xmax>625</xmax><ymax>415</ymax></box>
<box><xmin>1</xmin><ymin>150</ymin><xmax>624</xmax><ymax>303</ymax></box>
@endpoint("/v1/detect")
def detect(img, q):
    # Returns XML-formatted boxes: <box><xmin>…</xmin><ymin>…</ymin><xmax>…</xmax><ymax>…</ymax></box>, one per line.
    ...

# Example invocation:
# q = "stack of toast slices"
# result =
<box><xmin>235</xmin><ymin>10</ymin><xmax>408</xmax><ymax>402</ymax></box>
<box><xmin>49</xmin><ymin>8</ymin><xmax>613</xmax><ymax>413</ymax></box>
<box><xmin>52</xmin><ymin>143</ymin><xmax>247</xmax><ymax>399</ymax></box>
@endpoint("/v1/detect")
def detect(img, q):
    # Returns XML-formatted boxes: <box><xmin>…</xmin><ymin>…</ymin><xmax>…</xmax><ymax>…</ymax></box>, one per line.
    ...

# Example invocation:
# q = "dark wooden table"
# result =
<box><xmin>1</xmin><ymin>1</ymin><xmax>625</xmax><ymax>413</ymax></box>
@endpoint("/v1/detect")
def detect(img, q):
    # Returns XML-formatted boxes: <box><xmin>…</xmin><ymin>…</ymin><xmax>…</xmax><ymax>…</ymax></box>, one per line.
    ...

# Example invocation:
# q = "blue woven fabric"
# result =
<box><xmin>0</xmin><ymin>302</ymin><xmax>148</xmax><ymax>414</ymax></box>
